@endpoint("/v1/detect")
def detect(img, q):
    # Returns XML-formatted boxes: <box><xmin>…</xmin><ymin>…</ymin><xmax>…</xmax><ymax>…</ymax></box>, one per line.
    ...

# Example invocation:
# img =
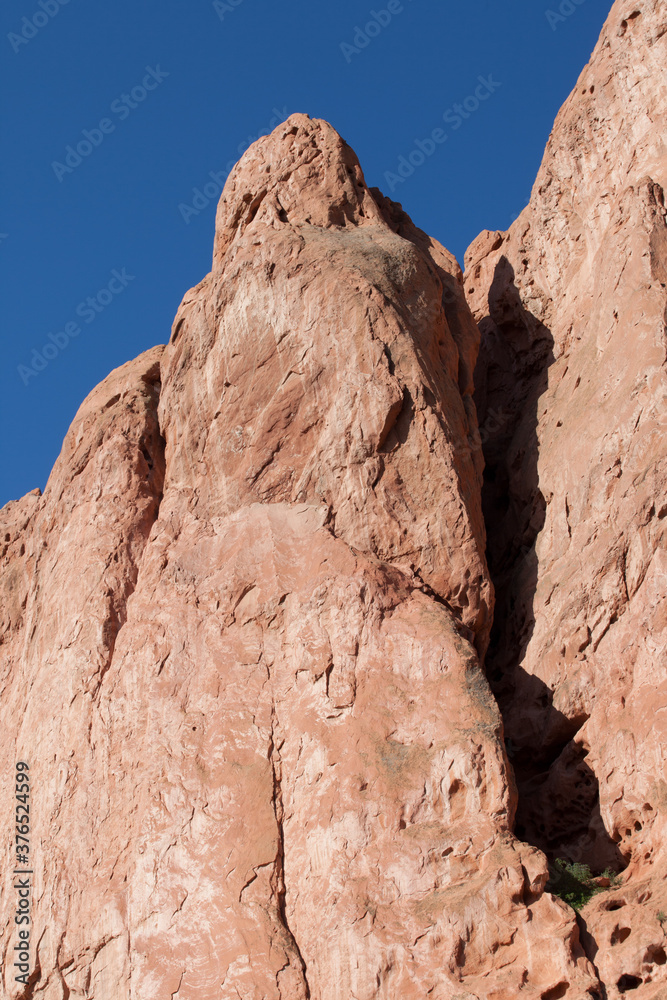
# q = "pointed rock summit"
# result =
<box><xmin>163</xmin><ymin>113</ymin><xmax>494</xmax><ymax>644</ymax></box>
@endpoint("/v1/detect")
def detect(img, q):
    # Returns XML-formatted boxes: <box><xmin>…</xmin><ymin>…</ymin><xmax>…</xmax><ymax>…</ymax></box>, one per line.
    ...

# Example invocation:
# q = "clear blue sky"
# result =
<box><xmin>1</xmin><ymin>0</ymin><xmax>611</xmax><ymax>508</ymax></box>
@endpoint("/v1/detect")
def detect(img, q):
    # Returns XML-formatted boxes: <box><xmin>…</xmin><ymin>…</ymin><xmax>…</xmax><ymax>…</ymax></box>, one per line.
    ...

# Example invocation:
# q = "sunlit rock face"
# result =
<box><xmin>4</xmin><ymin>1</ymin><xmax>667</xmax><ymax>991</ymax></box>
<box><xmin>465</xmin><ymin>2</ymin><xmax>667</xmax><ymax>996</ymax></box>
<box><xmin>0</xmin><ymin>114</ymin><xmax>602</xmax><ymax>999</ymax></box>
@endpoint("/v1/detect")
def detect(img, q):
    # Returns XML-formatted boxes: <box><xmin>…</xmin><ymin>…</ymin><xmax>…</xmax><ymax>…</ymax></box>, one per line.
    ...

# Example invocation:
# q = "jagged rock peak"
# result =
<box><xmin>166</xmin><ymin>114</ymin><xmax>494</xmax><ymax>644</ymax></box>
<box><xmin>213</xmin><ymin>113</ymin><xmax>386</xmax><ymax>266</ymax></box>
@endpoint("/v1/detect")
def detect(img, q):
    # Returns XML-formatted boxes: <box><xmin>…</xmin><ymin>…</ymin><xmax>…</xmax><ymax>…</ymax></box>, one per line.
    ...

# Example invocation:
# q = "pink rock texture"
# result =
<box><xmin>2</xmin><ymin>0</ymin><xmax>666</xmax><ymax>992</ymax></box>
<box><xmin>464</xmin><ymin>1</ymin><xmax>667</xmax><ymax>996</ymax></box>
<box><xmin>0</xmin><ymin>116</ymin><xmax>600</xmax><ymax>998</ymax></box>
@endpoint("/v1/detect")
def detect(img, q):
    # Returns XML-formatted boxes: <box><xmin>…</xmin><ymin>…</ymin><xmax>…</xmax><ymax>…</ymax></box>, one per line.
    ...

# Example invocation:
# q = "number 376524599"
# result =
<box><xmin>15</xmin><ymin>762</ymin><xmax>30</xmax><ymax>865</ymax></box>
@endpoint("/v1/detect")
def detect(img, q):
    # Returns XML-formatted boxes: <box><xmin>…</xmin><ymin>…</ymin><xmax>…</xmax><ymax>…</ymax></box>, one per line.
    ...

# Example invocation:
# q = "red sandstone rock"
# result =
<box><xmin>465</xmin><ymin>1</ymin><xmax>667</xmax><ymax>997</ymax></box>
<box><xmin>0</xmin><ymin>116</ymin><xmax>600</xmax><ymax>998</ymax></box>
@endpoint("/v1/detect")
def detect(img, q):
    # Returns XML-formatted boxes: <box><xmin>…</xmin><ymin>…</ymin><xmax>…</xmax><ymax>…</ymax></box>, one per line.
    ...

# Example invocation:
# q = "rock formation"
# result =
<box><xmin>0</xmin><ymin>116</ymin><xmax>600</xmax><ymax>999</ymax></box>
<box><xmin>1</xmin><ymin>1</ymin><xmax>665</xmax><ymax>997</ymax></box>
<box><xmin>464</xmin><ymin>0</ymin><xmax>667</xmax><ymax>996</ymax></box>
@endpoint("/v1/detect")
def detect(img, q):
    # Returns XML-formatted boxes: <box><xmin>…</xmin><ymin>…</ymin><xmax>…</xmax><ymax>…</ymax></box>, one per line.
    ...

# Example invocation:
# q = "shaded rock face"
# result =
<box><xmin>464</xmin><ymin>1</ymin><xmax>667</xmax><ymax>996</ymax></box>
<box><xmin>0</xmin><ymin>116</ymin><xmax>600</xmax><ymax>1000</ymax></box>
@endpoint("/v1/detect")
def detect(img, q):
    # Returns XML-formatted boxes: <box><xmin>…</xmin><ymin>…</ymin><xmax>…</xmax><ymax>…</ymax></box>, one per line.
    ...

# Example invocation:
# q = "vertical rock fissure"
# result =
<box><xmin>268</xmin><ymin>705</ymin><xmax>311</xmax><ymax>998</ymax></box>
<box><xmin>472</xmin><ymin>260</ymin><xmax>626</xmax><ymax>879</ymax></box>
<box><xmin>93</xmin><ymin>412</ymin><xmax>167</xmax><ymax>700</ymax></box>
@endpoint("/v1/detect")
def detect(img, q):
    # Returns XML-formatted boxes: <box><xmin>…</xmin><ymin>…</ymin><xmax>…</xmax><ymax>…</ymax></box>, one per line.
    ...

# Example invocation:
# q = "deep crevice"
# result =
<box><xmin>474</xmin><ymin>259</ymin><xmax>627</xmax><ymax>872</ymax></box>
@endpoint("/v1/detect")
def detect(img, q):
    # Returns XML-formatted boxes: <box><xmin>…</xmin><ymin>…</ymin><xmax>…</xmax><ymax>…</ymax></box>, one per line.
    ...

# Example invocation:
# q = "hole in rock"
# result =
<box><xmin>617</xmin><ymin>974</ymin><xmax>642</xmax><ymax>992</ymax></box>
<box><xmin>611</xmin><ymin>926</ymin><xmax>631</xmax><ymax>946</ymax></box>
<box><xmin>102</xmin><ymin>393</ymin><xmax>121</xmax><ymax>412</ymax></box>
<box><xmin>245</xmin><ymin>191</ymin><xmax>266</xmax><ymax>226</ymax></box>
<box><xmin>541</xmin><ymin>983</ymin><xmax>569</xmax><ymax>1000</ymax></box>
<box><xmin>601</xmin><ymin>899</ymin><xmax>626</xmax><ymax>911</ymax></box>
<box><xmin>645</xmin><ymin>946</ymin><xmax>667</xmax><ymax>966</ymax></box>
<box><xmin>510</xmin><ymin>734</ymin><xmax>627</xmax><ymax>873</ymax></box>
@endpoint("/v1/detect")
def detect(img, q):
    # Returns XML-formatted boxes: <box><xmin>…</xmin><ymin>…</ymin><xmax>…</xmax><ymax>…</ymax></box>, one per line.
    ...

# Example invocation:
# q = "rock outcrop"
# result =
<box><xmin>2</xmin><ymin>0</ymin><xmax>666</xmax><ymax>995</ymax></box>
<box><xmin>0</xmin><ymin>116</ymin><xmax>600</xmax><ymax>998</ymax></box>
<box><xmin>464</xmin><ymin>1</ymin><xmax>667</xmax><ymax>996</ymax></box>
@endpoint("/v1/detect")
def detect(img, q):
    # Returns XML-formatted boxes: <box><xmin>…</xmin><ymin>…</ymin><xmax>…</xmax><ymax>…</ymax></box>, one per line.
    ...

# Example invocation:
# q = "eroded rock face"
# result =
<box><xmin>464</xmin><ymin>2</ymin><xmax>667</xmax><ymax>996</ymax></box>
<box><xmin>0</xmin><ymin>116</ymin><xmax>600</xmax><ymax>999</ymax></box>
<box><xmin>168</xmin><ymin>116</ymin><xmax>492</xmax><ymax>647</ymax></box>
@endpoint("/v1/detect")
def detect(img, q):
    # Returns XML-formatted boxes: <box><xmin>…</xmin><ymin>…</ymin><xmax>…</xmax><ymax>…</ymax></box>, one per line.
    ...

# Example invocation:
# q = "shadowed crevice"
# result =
<box><xmin>92</xmin><ymin>363</ymin><xmax>167</xmax><ymax>698</ymax></box>
<box><xmin>474</xmin><ymin>259</ymin><xmax>626</xmax><ymax>876</ymax></box>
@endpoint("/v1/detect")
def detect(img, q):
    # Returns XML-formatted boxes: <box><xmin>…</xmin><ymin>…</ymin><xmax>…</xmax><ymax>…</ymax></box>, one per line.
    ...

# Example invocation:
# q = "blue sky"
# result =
<box><xmin>1</xmin><ymin>0</ymin><xmax>611</xmax><ymax>508</ymax></box>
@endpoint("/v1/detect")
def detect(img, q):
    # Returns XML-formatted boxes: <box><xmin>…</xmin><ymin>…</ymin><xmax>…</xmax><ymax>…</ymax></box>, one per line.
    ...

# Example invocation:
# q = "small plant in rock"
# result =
<box><xmin>547</xmin><ymin>859</ymin><xmax>616</xmax><ymax>911</ymax></box>
<box><xmin>601</xmin><ymin>867</ymin><xmax>623</xmax><ymax>888</ymax></box>
<box><xmin>657</xmin><ymin>910</ymin><xmax>667</xmax><ymax>926</ymax></box>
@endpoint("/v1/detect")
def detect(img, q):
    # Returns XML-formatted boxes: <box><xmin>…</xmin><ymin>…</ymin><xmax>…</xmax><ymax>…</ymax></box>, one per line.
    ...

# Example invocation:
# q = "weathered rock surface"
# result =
<box><xmin>464</xmin><ymin>1</ymin><xmax>667</xmax><ymax>996</ymax></box>
<box><xmin>4</xmin><ymin>0</ymin><xmax>667</xmax><ymax>990</ymax></box>
<box><xmin>0</xmin><ymin>115</ymin><xmax>602</xmax><ymax>999</ymax></box>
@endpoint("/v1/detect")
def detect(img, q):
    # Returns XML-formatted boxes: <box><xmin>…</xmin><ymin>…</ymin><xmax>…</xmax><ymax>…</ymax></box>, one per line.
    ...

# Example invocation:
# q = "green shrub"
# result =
<box><xmin>546</xmin><ymin>859</ymin><xmax>611</xmax><ymax>911</ymax></box>
<box><xmin>601</xmin><ymin>867</ymin><xmax>623</xmax><ymax>888</ymax></box>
